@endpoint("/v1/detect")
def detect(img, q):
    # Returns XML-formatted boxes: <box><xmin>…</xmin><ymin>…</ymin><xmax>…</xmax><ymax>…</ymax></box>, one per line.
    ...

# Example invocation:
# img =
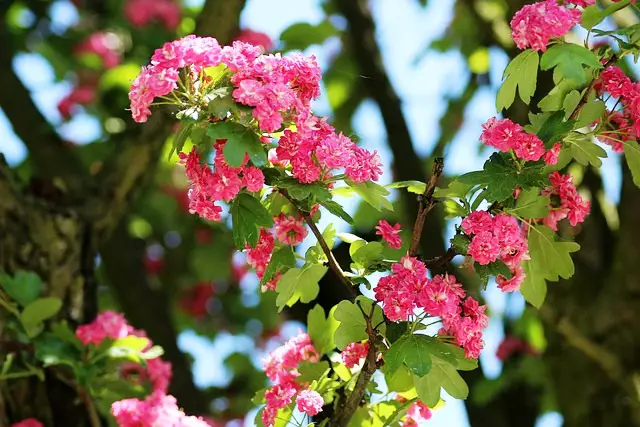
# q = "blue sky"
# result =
<box><xmin>2</xmin><ymin>0</ymin><xmax>628</xmax><ymax>425</ymax></box>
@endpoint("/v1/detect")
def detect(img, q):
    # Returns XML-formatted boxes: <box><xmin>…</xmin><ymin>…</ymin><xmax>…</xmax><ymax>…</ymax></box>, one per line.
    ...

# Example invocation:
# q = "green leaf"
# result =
<box><xmin>347</xmin><ymin>180</ymin><xmax>393</xmax><ymax>212</ymax></box>
<box><xmin>433</xmin><ymin>180</ymin><xmax>473</xmax><ymax>199</ymax></box>
<box><xmin>321</xmin><ymin>200</ymin><xmax>354</xmax><ymax>224</ymax></box>
<box><xmin>385</xmin><ymin>364</ymin><xmax>414</xmax><ymax>392</ymax></box>
<box><xmin>535</xmin><ymin>111</ymin><xmax>575</xmax><ymax>147</ymax></box>
<box><xmin>296</xmin><ymin>360</ymin><xmax>330</xmax><ymax>383</ymax></box>
<box><xmin>0</xmin><ymin>270</ymin><xmax>43</xmax><ymax>306</ymax></box>
<box><xmin>351</xmin><ymin>242</ymin><xmax>384</xmax><ymax>268</ymax></box>
<box><xmin>107</xmin><ymin>336</ymin><xmax>151</xmax><ymax>361</ymax></box>
<box><xmin>562</xmin><ymin>90</ymin><xmax>582</xmax><ymax>119</ymax></box>
<box><xmin>450</xmin><ymin>234</ymin><xmax>470</xmax><ymax>254</ymax></box>
<box><xmin>230</xmin><ymin>193</ymin><xmax>274</xmax><ymax>248</ymax></box>
<box><xmin>538</xmin><ymin>78</ymin><xmax>582</xmax><ymax>112</ymax></box>
<box><xmin>275</xmin><ymin>264</ymin><xmax>328</xmax><ymax>311</ymax></box>
<box><xmin>280</xmin><ymin>20</ymin><xmax>338</xmax><ymax>51</ymax></box>
<box><xmin>414</xmin><ymin>356</ymin><xmax>469</xmax><ymax>404</ymax></box>
<box><xmin>458</xmin><ymin>153</ymin><xmax>545</xmax><ymax>202</ymax></box>
<box><xmin>565</xmin><ymin>134</ymin><xmax>608</xmax><ymax>168</ymax></box>
<box><xmin>624</xmin><ymin>140</ymin><xmax>640</xmax><ymax>188</ymax></box>
<box><xmin>385</xmin><ymin>334</ymin><xmax>433</xmax><ymax>378</ymax></box>
<box><xmin>520</xmin><ymin>259</ymin><xmax>547</xmax><ymax>308</ymax></box>
<box><xmin>581</xmin><ymin>1</ymin><xmax>630</xmax><ymax>30</ymax></box>
<box><xmin>171</xmin><ymin>122</ymin><xmax>194</xmax><ymax>158</ymax></box>
<box><xmin>475</xmin><ymin>260</ymin><xmax>512</xmax><ymax>287</ymax></box>
<box><xmin>540</xmin><ymin>44</ymin><xmax>602</xmax><ymax>84</ymax></box>
<box><xmin>507</xmin><ymin>187</ymin><xmax>549</xmax><ymax>218</ymax></box>
<box><xmin>497</xmin><ymin>49</ymin><xmax>539</xmax><ymax>111</ymax></box>
<box><xmin>261</xmin><ymin>247</ymin><xmax>295</xmax><ymax>286</ymax></box>
<box><xmin>20</xmin><ymin>297</ymin><xmax>62</xmax><ymax>337</ymax></box>
<box><xmin>576</xmin><ymin>99</ymin><xmax>606</xmax><ymax>128</ymax></box>
<box><xmin>207</xmin><ymin>122</ymin><xmax>267</xmax><ymax>167</ymax></box>
<box><xmin>528</xmin><ymin>225</ymin><xmax>580</xmax><ymax>282</ymax></box>
<box><xmin>386</xmin><ymin>180</ymin><xmax>426</xmax><ymax>194</ymax></box>
<box><xmin>308</xmin><ymin>305</ymin><xmax>340</xmax><ymax>355</ymax></box>
<box><xmin>333</xmin><ymin>297</ymin><xmax>385</xmax><ymax>350</ymax></box>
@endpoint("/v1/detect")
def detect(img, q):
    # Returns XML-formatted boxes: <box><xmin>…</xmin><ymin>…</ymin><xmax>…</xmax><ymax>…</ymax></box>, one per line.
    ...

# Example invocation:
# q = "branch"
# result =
<box><xmin>410</xmin><ymin>158</ymin><xmax>444</xmax><ymax>256</ymax></box>
<box><xmin>0</xmin><ymin>19</ymin><xmax>86</xmax><ymax>192</ymax></box>
<box><xmin>335</xmin><ymin>0</ymin><xmax>446</xmax><ymax>258</ymax></box>
<box><xmin>331</xmin><ymin>304</ymin><xmax>378</xmax><ymax>426</ymax></box>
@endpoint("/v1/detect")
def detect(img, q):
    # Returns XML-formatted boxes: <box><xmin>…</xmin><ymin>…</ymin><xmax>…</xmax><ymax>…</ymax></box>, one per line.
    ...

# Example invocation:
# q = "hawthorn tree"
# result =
<box><xmin>2</xmin><ymin>1</ymin><xmax>640</xmax><ymax>427</ymax></box>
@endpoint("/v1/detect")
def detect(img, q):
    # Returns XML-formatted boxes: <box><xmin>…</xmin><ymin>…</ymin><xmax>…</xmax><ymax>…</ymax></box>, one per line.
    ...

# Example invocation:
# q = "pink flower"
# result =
<box><xmin>467</xmin><ymin>231</ymin><xmax>500</xmax><ymax>265</ymax></box>
<box><xmin>565</xmin><ymin>0</ymin><xmax>595</xmax><ymax>6</ymax></box>
<box><xmin>74</xmin><ymin>32</ymin><xmax>122</xmax><ymax>68</ymax></box>
<box><xmin>234</xmin><ymin>29</ymin><xmax>274</xmax><ymax>52</ymax></box>
<box><xmin>461</xmin><ymin>210</ymin><xmax>493</xmax><ymax>235</ymax></box>
<box><xmin>480</xmin><ymin>117</ymin><xmax>524</xmax><ymax>152</ymax></box>
<box><xmin>513</xmin><ymin>133</ymin><xmax>545</xmax><ymax>162</ymax></box>
<box><xmin>296</xmin><ymin>389</ymin><xmax>324</xmax><ymax>416</ymax></box>
<box><xmin>542</xmin><ymin>171</ymin><xmax>591</xmax><ymax>230</ymax></box>
<box><xmin>375</xmin><ymin>220</ymin><xmax>403</xmax><ymax>249</ymax></box>
<box><xmin>510</xmin><ymin>0</ymin><xmax>581</xmax><ymax>52</ymax></box>
<box><xmin>543</xmin><ymin>143</ymin><xmax>561</xmax><ymax>165</ymax></box>
<box><xmin>76</xmin><ymin>311</ymin><xmax>131</xmax><ymax>345</ymax></box>
<box><xmin>147</xmin><ymin>358</ymin><xmax>173</xmax><ymax>392</ymax></box>
<box><xmin>124</xmin><ymin>0</ymin><xmax>181</xmax><ymax>30</ymax></box>
<box><xmin>597</xmin><ymin>66</ymin><xmax>633</xmax><ymax>98</ymax></box>
<box><xmin>112</xmin><ymin>391</ymin><xmax>209</xmax><ymax>427</ymax></box>
<box><xmin>246</xmin><ymin>228</ymin><xmax>275</xmax><ymax>280</ymax></box>
<box><xmin>341</xmin><ymin>342</ymin><xmax>369</xmax><ymax>368</ymax></box>
<box><xmin>57</xmin><ymin>85</ymin><xmax>96</xmax><ymax>120</ymax></box>
<box><xmin>11</xmin><ymin>419</ymin><xmax>43</xmax><ymax>427</ymax></box>
<box><xmin>402</xmin><ymin>401</ymin><xmax>431</xmax><ymax>426</ymax></box>
<box><xmin>274</xmin><ymin>215</ymin><xmax>308</xmax><ymax>246</ymax></box>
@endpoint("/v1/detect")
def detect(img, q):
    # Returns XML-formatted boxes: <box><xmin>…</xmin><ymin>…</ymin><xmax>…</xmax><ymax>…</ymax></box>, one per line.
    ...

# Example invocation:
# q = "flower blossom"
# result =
<box><xmin>375</xmin><ymin>220</ymin><xmax>403</xmax><ymax>249</ymax></box>
<box><xmin>296</xmin><ymin>389</ymin><xmax>323</xmax><ymax>416</ymax></box>
<box><xmin>112</xmin><ymin>390</ymin><xmax>209</xmax><ymax>427</ymax></box>
<box><xmin>74</xmin><ymin>32</ymin><xmax>122</xmax><ymax>68</ymax></box>
<box><xmin>341</xmin><ymin>342</ymin><xmax>369</xmax><ymax>368</ymax></box>
<box><xmin>375</xmin><ymin>255</ymin><xmax>488</xmax><ymax>358</ymax></box>
<box><xmin>462</xmin><ymin>211</ymin><xmax>530</xmax><ymax>292</ymax></box>
<box><xmin>510</xmin><ymin>0</ymin><xmax>581</xmax><ymax>52</ymax></box>
<box><xmin>480</xmin><ymin>117</ymin><xmax>551</xmax><ymax>163</ymax></box>
<box><xmin>274</xmin><ymin>214</ymin><xmax>308</xmax><ymax>246</ymax></box>
<box><xmin>11</xmin><ymin>419</ymin><xmax>43</xmax><ymax>427</ymax></box>
<box><xmin>542</xmin><ymin>171</ymin><xmax>591</xmax><ymax>230</ymax></box>
<box><xmin>124</xmin><ymin>0</ymin><xmax>181</xmax><ymax>30</ymax></box>
<box><xmin>261</xmin><ymin>333</ymin><xmax>319</xmax><ymax>426</ymax></box>
<box><xmin>402</xmin><ymin>401</ymin><xmax>432</xmax><ymax>426</ymax></box>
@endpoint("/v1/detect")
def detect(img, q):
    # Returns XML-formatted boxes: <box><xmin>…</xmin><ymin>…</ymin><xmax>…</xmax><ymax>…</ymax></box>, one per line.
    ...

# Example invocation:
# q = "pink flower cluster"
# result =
<box><xmin>246</xmin><ymin>228</ymin><xmax>280</xmax><ymax>291</ymax></box>
<box><xmin>130</xmin><ymin>35</ymin><xmax>382</xmax><ymax>184</ymax></box>
<box><xmin>402</xmin><ymin>401</ymin><xmax>432</xmax><ymax>426</ymax></box>
<box><xmin>74</xmin><ymin>32</ymin><xmax>122</xmax><ymax>69</ymax></box>
<box><xmin>124</xmin><ymin>0</ymin><xmax>181</xmax><ymax>30</ymax></box>
<box><xmin>262</xmin><ymin>333</ymin><xmax>320</xmax><ymax>426</ymax></box>
<box><xmin>462</xmin><ymin>211</ymin><xmax>530</xmax><ymax>292</ymax></box>
<box><xmin>11</xmin><ymin>419</ymin><xmax>43</xmax><ymax>427</ymax></box>
<box><xmin>542</xmin><ymin>171</ymin><xmax>591</xmax><ymax>230</ymax></box>
<box><xmin>112</xmin><ymin>390</ymin><xmax>209</xmax><ymax>427</ymax></box>
<box><xmin>375</xmin><ymin>256</ymin><xmax>488</xmax><ymax>358</ymax></box>
<box><xmin>565</xmin><ymin>0</ymin><xmax>595</xmax><ymax>6</ymax></box>
<box><xmin>341</xmin><ymin>341</ymin><xmax>369</xmax><ymax>368</ymax></box>
<box><xmin>296</xmin><ymin>389</ymin><xmax>324</xmax><ymax>417</ymax></box>
<box><xmin>510</xmin><ymin>0</ymin><xmax>581</xmax><ymax>52</ymax></box>
<box><xmin>274</xmin><ymin>214</ymin><xmax>308</xmax><ymax>246</ymax></box>
<box><xmin>274</xmin><ymin>126</ymin><xmax>382</xmax><ymax>184</ymax></box>
<box><xmin>76</xmin><ymin>311</ymin><xmax>172</xmax><ymax>392</ymax></box>
<box><xmin>595</xmin><ymin>66</ymin><xmax>640</xmax><ymax>151</ymax></box>
<box><xmin>375</xmin><ymin>220</ymin><xmax>403</xmax><ymax>249</ymax></box>
<box><xmin>178</xmin><ymin>143</ymin><xmax>265</xmax><ymax>222</ymax></box>
<box><xmin>480</xmin><ymin>117</ymin><xmax>558</xmax><ymax>164</ymax></box>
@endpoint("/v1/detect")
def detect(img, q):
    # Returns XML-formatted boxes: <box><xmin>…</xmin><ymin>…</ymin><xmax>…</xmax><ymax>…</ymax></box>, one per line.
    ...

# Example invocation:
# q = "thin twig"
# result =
<box><xmin>569</xmin><ymin>54</ymin><xmax>618</xmax><ymax>121</ymax></box>
<box><xmin>281</xmin><ymin>191</ymin><xmax>356</xmax><ymax>298</ymax></box>
<box><xmin>422</xmin><ymin>247</ymin><xmax>457</xmax><ymax>270</ymax></box>
<box><xmin>409</xmin><ymin>158</ymin><xmax>445</xmax><ymax>256</ymax></box>
<box><xmin>78</xmin><ymin>387</ymin><xmax>101</xmax><ymax>427</ymax></box>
